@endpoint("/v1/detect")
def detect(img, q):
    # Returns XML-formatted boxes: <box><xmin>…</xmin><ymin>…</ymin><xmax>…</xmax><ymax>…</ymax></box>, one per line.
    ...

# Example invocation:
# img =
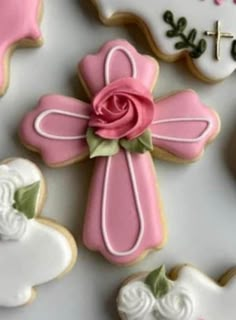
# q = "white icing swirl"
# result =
<box><xmin>118</xmin><ymin>281</ymin><xmax>155</xmax><ymax>319</ymax></box>
<box><xmin>118</xmin><ymin>281</ymin><xmax>194</xmax><ymax>320</ymax></box>
<box><xmin>154</xmin><ymin>287</ymin><xmax>194</xmax><ymax>320</ymax></box>
<box><xmin>0</xmin><ymin>207</ymin><xmax>28</xmax><ymax>241</ymax></box>
<box><xmin>0</xmin><ymin>165</ymin><xmax>28</xmax><ymax>241</ymax></box>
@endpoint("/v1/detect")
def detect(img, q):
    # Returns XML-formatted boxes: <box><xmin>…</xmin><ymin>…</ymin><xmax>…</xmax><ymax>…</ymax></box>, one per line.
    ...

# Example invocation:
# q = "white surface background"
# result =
<box><xmin>1</xmin><ymin>0</ymin><xmax>236</xmax><ymax>319</ymax></box>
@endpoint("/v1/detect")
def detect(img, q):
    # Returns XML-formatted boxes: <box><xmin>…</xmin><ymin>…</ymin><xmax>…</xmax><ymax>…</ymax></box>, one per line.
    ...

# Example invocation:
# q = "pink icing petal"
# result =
<box><xmin>19</xmin><ymin>95</ymin><xmax>91</xmax><ymax>166</ymax></box>
<box><xmin>83</xmin><ymin>149</ymin><xmax>164</xmax><ymax>265</ymax></box>
<box><xmin>0</xmin><ymin>0</ymin><xmax>42</xmax><ymax>92</ymax></box>
<box><xmin>89</xmin><ymin>78</ymin><xmax>155</xmax><ymax>140</ymax></box>
<box><xmin>215</xmin><ymin>0</ymin><xmax>223</xmax><ymax>4</ymax></box>
<box><xmin>79</xmin><ymin>39</ymin><xmax>159</xmax><ymax>96</ymax></box>
<box><xmin>150</xmin><ymin>90</ymin><xmax>219</xmax><ymax>160</ymax></box>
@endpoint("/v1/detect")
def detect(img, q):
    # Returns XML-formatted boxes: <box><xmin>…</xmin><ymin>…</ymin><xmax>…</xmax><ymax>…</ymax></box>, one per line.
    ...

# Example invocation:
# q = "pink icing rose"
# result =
<box><xmin>89</xmin><ymin>78</ymin><xmax>155</xmax><ymax>140</ymax></box>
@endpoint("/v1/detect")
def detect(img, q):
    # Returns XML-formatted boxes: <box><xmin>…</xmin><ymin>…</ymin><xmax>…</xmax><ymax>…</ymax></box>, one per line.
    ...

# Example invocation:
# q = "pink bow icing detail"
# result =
<box><xmin>20</xmin><ymin>40</ymin><xmax>220</xmax><ymax>265</ymax></box>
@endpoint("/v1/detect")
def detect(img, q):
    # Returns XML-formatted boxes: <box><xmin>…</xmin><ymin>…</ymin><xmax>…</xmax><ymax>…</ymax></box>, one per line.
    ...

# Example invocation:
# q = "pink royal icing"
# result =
<box><xmin>20</xmin><ymin>40</ymin><xmax>220</xmax><ymax>265</ymax></box>
<box><xmin>0</xmin><ymin>0</ymin><xmax>42</xmax><ymax>95</ymax></box>
<box><xmin>151</xmin><ymin>91</ymin><xmax>218</xmax><ymax>160</ymax></box>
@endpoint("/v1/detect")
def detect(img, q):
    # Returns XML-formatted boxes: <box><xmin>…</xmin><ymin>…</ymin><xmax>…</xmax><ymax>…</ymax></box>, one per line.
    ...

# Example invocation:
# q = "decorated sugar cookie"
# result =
<box><xmin>0</xmin><ymin>158</ymin><xmax>77</xmax><ymax>307</ymax></box>
<box><xmin>92</xmin><ymin>0</ymin><xmax>236</xmax><ymax>82</ymax></box>
<box><xmin>118</xmin><ymin>265</ymin><xmax>236</xmax><ymax>320</ymax></box>
<box><xmin>20</xmin><ymin>40</ymin><xmax>220</xmax><ymax>265</ymax></box>
<box><xmin>0</xmin><ymin>0</ymin><xmax>43</xmax><ymax>96</ymax></box>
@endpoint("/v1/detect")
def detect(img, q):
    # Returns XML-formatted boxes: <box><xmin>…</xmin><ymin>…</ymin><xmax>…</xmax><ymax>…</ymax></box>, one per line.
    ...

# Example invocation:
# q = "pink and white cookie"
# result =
<box><xmin>118</xmin><ymin>265</ymin><xmax>236</xmax><ymax>320</ymax></box>
<box><xmin>0</xmin><ymin>158</ymin><xmax>77</xmax><ymax>307</ymax></box>
<box><xmin>19</xmin><ymin>40</ymin><xmax>220</xmax><ymax>265</ymax></box>
<box><xmin>0</xmin><ymin>0</ymin><xmax>43</xmax><ymax>96</ymax></box>
<box><xmin>92</xmin><ymin>0</ymin><xmax>236</xmax><ymax>82</ymax></box>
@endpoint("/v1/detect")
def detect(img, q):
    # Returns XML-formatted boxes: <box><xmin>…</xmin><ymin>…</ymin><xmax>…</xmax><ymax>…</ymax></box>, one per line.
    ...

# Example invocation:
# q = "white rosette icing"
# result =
<box><xmin>154</xmin><ymin>286</ymin><xmax>194</xmax><ymax>320</ymax></box>
<box><xmin>118</xmin><ymin>281</ymin><xmax>156</xmax><ymax>319</ymax></box>
<box><xmin>118</xmin><ymin>281</ymin><xmax>194</xmax><ymax>320</ymax></box>
<box><xmin>0</xmin><ymin>207</ymin><xmax>28</xmax><ymax>241</ymax></box>
<box><xmin>0</xmin><ymin>165</ymin><xmax>28</xmax><ymax>240</ymax></box>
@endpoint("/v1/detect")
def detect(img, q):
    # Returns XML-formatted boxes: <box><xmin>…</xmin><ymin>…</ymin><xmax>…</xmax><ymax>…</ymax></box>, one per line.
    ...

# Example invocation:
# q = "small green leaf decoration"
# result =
<box><xmin>145</xmin><ymin>265</ymin><xmax>172</xmax><ymax>298</ymax></box>
<box><xmin>190</xmin><ymin>39</ymin><xmax>207</xmax><ymax>59</ymax></box>
<box><xmin>177</xmin><ymin>17</ymin><xmax>187</xmax><ymax>32</ymax></box>
<box><xmin>188</xmin><ymin>29</ymin><xmax>197</xmax><ymax>43</ymax></box>
<box><xmin>120</xmin><ymin>130</ymin><xmax>153</xmax><ymax>154</ymax></box>
<box><xmin>163</xmin><ymin>10</ymin><xmax>207</xmax><ymax>59</ymax></box>
<box><xmin>175</xmin><ymin>42</ymin><xmax>188</xmax><ymax>50</ymax></box>
<box><xmin>190</xmin><ymin>50</ymin><xmax>201</xmax><ymax>59</ymax></box>
<box><xmin>13</xmin><ymin>182</ymin><xmax>40</xmax><ymax>219</ymax></box>
<box><xmin>166</xmin><ymin>30</ymin><xmax>177</xmax><ymax>38</ymax></box>
<box><xmin>138</xmin><ymin>130</ymin><xmax>153</xmax><ymax>151</ymax></box>
<box><xmin>198</xmin><ymin>39</ymin><xmax>207</xmax><ymax>52</ymax></box>
<box><xmin>86</xmin><ymin>128</ymin><xmax>120</xmax><ymax>158</ymax></box>
<box><xmin>163</xmin><ymin>11</ymin><xmax>174</xmax><ymax>24</ymax></box>
<box><xmin>231</xmin><ymin>40</ymin><xmax>236</xmax><ymax>61</ymax></box>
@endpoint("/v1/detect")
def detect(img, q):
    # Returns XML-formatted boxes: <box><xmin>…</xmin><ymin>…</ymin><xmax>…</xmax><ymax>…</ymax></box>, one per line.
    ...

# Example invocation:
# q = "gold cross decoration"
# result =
<box><xmin>205</xmin><ymin>20</ymin><xmax>234</xmax><ymax>61</ymax></box>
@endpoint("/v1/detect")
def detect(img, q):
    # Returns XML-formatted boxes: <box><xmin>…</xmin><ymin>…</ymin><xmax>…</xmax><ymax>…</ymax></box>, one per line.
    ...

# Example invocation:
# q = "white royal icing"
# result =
<box><xmin>118</xmin><ymin>266</ymin><xmax>236</xmax><ymax>320</ymax></box>
<box><xmin>34</xmin><ymin>109</ymin><xmax>89</xmax><ymax>140</ymax></box>
<box><xmin>95</xmin><ymin>0</ymin><xmax>236</xmax><ymax>80</ymax></box>
<box><xmin>0</xmin><ymin>159</ymin><xmax>74</xmax><ymax>307</ymax></box>
<box><xmin>105</xmin><ymin>45</ymin><xmax>137</xmax><ymax>85</ymax></box>
<box><xmin>154</xmin><ymin>287</ymin><xmax>193</xmax><ymax>320</ymax></box>
<box><xmin>0</xmin><ymin>207</ymin><xmax>28</xmax><ymax>241</ymax></box>
<box><xmin>0</xmin><ymin>160</ymin><xmax>40</xmax><ymax>240</ymax></box>
<box><xmin>118</xmin><ymin>281</ymin><xmax>193</xmax><ymax>320</ymax></box>
<box><xmin>118</xmin><ymin>282</ymin><xmax>156</xmax><ymax>319</ymax></box>
<box><xmin>151</xmin><ymin>118</ymin><xmax>213</xmax><ymax>143</ymax></box>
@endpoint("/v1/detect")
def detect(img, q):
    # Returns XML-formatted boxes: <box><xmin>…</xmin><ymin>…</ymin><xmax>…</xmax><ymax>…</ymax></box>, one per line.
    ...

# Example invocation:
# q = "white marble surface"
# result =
<box><xmin>1</xmin><ymin>0</ymin><xmax>236</xmax><ymax>319</ymax></box>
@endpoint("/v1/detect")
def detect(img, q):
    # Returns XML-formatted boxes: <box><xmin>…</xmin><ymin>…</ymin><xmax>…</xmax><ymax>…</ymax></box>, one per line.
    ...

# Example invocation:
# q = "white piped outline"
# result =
<box><xmin>34</xmin><ymin>109</ymin><xmax>90</xmax><ymax>140</ymax></box>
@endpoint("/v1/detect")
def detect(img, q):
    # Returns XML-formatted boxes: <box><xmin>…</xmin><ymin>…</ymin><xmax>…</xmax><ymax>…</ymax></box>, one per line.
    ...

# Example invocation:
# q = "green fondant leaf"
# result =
<box><xmin>120</xmin><ymin>138</ymin><xmax>144</xmax><ymax>153</ymax></box>
<box><xmin>13</xmin><ymin>182</ymin><xmax>40</xmax><ymax>219</ymax></box>
<box><xmin>120</xmin><ymin>130</ymin><xmax>153</xmax><ymax>154</ymax></box>
<box><xmin>138</xmin><ymin>130</ymin><xmax>153</xmax><ymax>150</ymax></box>
<box><xmin>86</xmin><ymin>128</ymin><xmax>120</xmax><ymax>158</ymax></box>
<box><xmin>145</xmin><ymin>265</ymin><xmax>172</xmax><ymax>298</ymax></box>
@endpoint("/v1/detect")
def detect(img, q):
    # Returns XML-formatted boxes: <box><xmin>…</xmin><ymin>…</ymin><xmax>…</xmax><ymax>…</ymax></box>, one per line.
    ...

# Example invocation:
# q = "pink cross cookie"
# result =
<box><xmin>20</xmin><ymin>40</ymin><xmax>220</xmax><ymax>265</ymax></box>
<box><xmin>0</xmin><ymin>0</ymin><xmax>42</xmax><ymax>96</ymax></box>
